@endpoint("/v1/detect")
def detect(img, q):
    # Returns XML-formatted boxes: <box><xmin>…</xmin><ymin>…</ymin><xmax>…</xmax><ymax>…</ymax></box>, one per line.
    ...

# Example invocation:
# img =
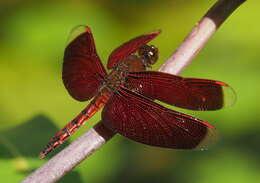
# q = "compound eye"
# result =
<box><xmin>148</xmin><ymin>46</ymin><xmax>158</xmax><ymax>64</ymax></box>
<box><xmin>138</xmin><ymin>45</ymin><xmax>158</xmax><ymax>66</ymax></box>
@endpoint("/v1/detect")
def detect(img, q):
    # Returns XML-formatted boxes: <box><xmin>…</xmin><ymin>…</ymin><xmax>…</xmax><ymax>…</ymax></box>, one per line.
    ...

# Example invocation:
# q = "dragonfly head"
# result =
<box><xmin>138</xmin><ymin>45</ymin><xmax>158</xmax><ymax>68</ymax></box>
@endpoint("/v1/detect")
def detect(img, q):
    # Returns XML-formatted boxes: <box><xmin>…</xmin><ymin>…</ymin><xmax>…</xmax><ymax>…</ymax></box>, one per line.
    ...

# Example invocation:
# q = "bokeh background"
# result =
<box><xmin>0</xmin><ymin>0</ymin><xmax>259</xmax><ymax>182</ymax></box>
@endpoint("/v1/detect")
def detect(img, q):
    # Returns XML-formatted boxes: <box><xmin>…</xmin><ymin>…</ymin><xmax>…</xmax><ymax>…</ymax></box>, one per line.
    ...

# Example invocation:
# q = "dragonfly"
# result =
<box><xmin>39</xmin><ymin>26</ymin><xmax>235</xmax><ymax>158</ymax></box>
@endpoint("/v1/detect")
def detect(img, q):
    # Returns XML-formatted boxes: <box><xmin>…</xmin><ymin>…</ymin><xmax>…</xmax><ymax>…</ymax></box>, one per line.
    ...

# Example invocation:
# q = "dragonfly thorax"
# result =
<box><xmin>104</xmin><ymin>45</ymin><xmax>159</xmax><ymax>91</ymax></box>
<box><xmin>104</xmin><ymin>55</ymin><xmax>140</xmax><ymax>91</ymax></box>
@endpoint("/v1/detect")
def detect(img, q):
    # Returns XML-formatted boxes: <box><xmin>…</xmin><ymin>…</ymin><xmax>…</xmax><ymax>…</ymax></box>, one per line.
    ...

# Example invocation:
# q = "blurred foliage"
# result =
<box><xmin>0</xmin><ymin>0</ymin><xmax>259</xmax><ymax>183</ymax></box>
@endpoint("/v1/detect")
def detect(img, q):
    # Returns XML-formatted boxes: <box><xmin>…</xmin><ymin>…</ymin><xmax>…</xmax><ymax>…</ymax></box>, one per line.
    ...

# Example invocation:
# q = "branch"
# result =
<box><xmin>21</xmin><ymin>0</ymin><xmax>246</xmax><ymax>182</ymax></box>
<box><xmin>159</xmin><ymin>0</ymin><xmax>246</xmax><ymax>74</ymax></box>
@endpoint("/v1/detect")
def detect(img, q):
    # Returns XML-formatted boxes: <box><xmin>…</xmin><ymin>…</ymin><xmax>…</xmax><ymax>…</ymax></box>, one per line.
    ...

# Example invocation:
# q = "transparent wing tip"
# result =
<box><xmin>66</xmin><ymin>25</ymin><xmax>89</xmax><ymax>45</ymax></box>
<box><xmin>222</xmin><ymin>84</ymin><xmax>236</xmax><ymax>108</ymax></box>
<box><xmin>195</xmin><ymin>126</ymin><xmax>220</xmax><ymax>151</ymax></box>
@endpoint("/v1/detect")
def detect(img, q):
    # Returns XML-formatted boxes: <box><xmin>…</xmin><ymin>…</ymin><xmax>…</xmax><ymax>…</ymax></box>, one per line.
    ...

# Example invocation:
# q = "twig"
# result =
<box><xmin>159</xmin><ymin>0</ymin><xmax>246</xmax><ymax>74</ymax></box>
<box><xmin>21</xmin><ymin>0</ymin><xmax>246</xmax><ymax>182</ymax></box>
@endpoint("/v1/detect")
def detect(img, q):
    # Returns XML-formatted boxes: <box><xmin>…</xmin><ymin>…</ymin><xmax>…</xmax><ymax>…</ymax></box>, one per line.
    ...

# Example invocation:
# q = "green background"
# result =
<box><xmin>0</xmin><ymin>0</ymin><xmax>259</xmax><ymax>182</ymax></box>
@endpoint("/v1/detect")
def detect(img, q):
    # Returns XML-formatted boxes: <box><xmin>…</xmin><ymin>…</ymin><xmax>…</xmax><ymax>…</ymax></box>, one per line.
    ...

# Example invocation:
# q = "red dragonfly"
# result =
<box><xmin>39</xmin><ymin>26</ymin><xmax>235</xmax><ymax>158</ymax></box>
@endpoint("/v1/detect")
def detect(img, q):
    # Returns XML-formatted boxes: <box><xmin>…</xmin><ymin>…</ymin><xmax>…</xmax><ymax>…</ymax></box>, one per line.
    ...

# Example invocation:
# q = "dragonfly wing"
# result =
<box><xmin>107</xmin><ymin>30</ymin><xmax>160</xmax><ymax>69</ymax></box>
<box><xmin>126</xmin><ymin>71</ymin><xmax>235</xmax><ymax>110</ymax></box>
<box><xmin>102</xmin><ymin>86</ymin><xmax>217</xmax><ymax>149</ymax></box>
<box><xmin>63</xmin><ymin>26</ymin><xmax>107</xmax><ymax>101</ymax></box>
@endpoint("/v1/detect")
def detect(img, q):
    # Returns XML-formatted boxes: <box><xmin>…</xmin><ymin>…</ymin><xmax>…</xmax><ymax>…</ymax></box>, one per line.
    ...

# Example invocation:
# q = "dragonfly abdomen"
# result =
<box><xmin>39</xmin><ymin>89</ymin><xmax>112</xmax><ymax>158</ymax></box>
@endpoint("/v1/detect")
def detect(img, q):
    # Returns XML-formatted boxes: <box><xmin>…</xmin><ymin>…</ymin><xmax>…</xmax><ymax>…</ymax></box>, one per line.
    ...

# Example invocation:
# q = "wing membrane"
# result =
<box><xmin>102</xmin><ymin>87</ymin><xmax>217</xmax><ymax>149</ymax></box>
<box><xmin>107</xmin><ymin>30</ymin><xmax>160</xmax><ymax>69</ymax></box>
<box><xmin>126</xmin><ymin>71</ymin><xmax>235</xmax><ymax>110</ymax></box>
<box><xmin>63</xmin><ymin>26</ymin><xmax>107</xmax><ymax>101</ymax></box>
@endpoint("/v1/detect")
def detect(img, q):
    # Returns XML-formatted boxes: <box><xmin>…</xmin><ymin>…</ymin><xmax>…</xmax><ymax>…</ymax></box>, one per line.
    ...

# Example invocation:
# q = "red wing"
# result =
<box><xmin>126</xmin><ymin>71</ymin><xmax>235</xmax><ymax>111</ymax></box>
<box><xmin>102</xmin><ymin>86</ymin><xmax>217</xmax><ymax>150</ymax></box>
<box><xmin>63</xmin><ymin>26</ymin><xmax>107</xmax><ymax>101</ymax></box>
<box><xmin>107</xmin><ymin>30</ymin><xmax>161</xmax><ymax>69</ymax></box>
